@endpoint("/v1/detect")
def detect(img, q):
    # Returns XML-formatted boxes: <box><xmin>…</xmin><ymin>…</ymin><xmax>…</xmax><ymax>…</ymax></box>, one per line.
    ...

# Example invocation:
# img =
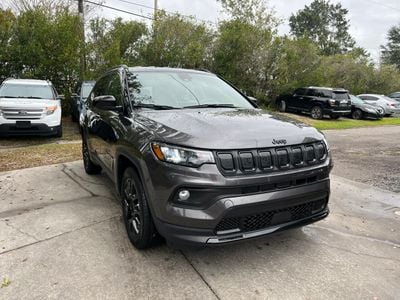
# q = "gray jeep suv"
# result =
<box><xmin>81</xmin><ymin>66</ymin><xmax>332</xmax><ymax>249</ymax></box>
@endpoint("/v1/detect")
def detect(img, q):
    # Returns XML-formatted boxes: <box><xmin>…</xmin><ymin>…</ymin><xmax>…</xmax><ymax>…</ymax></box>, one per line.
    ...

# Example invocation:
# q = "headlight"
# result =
<box><xmin>151</xmin><ymin>142</ymin><xmax>215</xmax><ymax>167</ymax></box>
<box><xmin>45</xmin><ymin>105</ymin><xmax>58</xmax><ymax>115</ymax></box>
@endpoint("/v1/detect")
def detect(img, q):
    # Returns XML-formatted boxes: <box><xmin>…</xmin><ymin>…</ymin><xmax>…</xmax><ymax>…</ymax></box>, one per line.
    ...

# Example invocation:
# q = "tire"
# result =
<box><xmin>331</xmin><ymin>115</ymin><xmax>340</xmax><ymax>120</ymax></box>
<box><xmin>352</xmin><ymin>109</ymin><xmax>363</xmax><ymax>120</ymax></box>
<box><xmin>278</xmin><ymin>100</ymin><xmax>286</xmax><ymax>112</ymax></box>
<box><xmin>55</xmin><ymin>124</ymin><xmax>63</xmax><ymax>138</ymax></box>
<box><xmin>121</xmin><ymin>167</ymin><xmax>158</xmax><ymax>249</ymax></box>
<box><xmin>82</xmin><ymin>133</ymin><xmax>102</xmax><ymax>175</ymax></box>
<box><xmin>310</xmin><ymin>106</ymin><xmax>323</xmax><ymax>119</ymax></box>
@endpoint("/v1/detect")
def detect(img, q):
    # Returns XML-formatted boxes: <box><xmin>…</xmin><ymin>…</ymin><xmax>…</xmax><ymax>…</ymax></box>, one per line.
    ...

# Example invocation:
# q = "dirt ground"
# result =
<box><xmin>324</xmin><ymin>126</ymin><xmax>400</xmax><ymax>193</ymax></box>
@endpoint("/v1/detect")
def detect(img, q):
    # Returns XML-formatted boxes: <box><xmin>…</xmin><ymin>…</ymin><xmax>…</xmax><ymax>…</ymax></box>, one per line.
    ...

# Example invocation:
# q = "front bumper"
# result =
<box><xmin>155</xmin><ymin>207</ymin><xmax>329</xmax><ymax>247</ymax></box>
<box><xmin>142</xmin><ymin>150</ymin><xmax>332</xmax><ymax>246</ymax></box>
<box><xmin>0</xmin><ymin>123</ymin><xmax>60</xmax><ymax>137</ymax></box>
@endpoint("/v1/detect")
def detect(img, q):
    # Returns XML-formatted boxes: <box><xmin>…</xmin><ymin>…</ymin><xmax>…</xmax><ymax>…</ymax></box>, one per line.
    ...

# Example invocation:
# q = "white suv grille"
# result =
<box><xmin>2</xmin><ymin>108</ymin><xmax>44</xmax><ymax>120</ymax></box>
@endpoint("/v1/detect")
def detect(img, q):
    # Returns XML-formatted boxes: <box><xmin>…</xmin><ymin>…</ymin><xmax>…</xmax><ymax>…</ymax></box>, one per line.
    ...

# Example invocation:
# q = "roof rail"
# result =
<box><xmin>196</xmin><ymin>68</ymin><xmax>211</xmax><ymax>73</ymax></box>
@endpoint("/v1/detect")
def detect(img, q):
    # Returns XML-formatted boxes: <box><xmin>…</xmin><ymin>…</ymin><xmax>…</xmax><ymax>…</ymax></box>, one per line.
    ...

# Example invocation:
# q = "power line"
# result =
<box><xmin>83</xmin><ymin>0</ymin><xmax>154</xmax><ymax>20</ymax></box>
<box><xmin>362</xmin><ymin>0</ymin><xmax>400</xmax><ymax>13</ymax></box>
<box><xmin>112</xmin><ymin>0</ymin><xmax>218</xmax><ymax>25</ymax></box>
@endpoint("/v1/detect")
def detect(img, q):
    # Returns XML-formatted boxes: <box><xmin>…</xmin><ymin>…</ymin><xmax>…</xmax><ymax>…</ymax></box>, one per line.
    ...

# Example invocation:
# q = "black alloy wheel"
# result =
<box><xmin>121</xmin><ymin>167</ymin><xmax>158</xmax><ymax>249</ymax></box>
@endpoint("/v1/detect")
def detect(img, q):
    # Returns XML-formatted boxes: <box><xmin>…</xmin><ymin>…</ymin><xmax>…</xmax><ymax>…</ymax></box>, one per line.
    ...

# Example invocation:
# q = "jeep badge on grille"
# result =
<box><xmin>272</xmin><ymin>139</ymin><xmax>287</xmax><ymax>145</ymax></box>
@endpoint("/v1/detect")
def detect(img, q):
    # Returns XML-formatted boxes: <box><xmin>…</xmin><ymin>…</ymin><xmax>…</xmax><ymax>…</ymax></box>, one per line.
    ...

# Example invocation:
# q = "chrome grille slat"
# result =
<box><xmin>2</xmin><ymin>108</ymin><xmax>44</xmax><ymax>120</ymax></box>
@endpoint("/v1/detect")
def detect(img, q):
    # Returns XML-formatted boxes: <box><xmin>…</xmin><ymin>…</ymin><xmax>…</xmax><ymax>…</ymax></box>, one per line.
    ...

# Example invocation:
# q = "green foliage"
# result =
<box><xmin>381</xmin><ymin>24</ymin><xmax>400</xmax><ymax>69</ymax></box>
<box><xmin>86</xmin><ymin>17</ymin><xmax>147</xmax><ymax>78</ymax></box>
<box><xmin>0</xmin><ymin>9</ymin><xmax>16</xmax><ymax>80</ymax></box>
<box><xmin>289</xmin><ymin>0</ymin><xmax>355</xmax><ymax>55</ymax></box>
<box><xmin>212</xmin><ymin>19</ymin><xmax>280</xmax><ymax>103</ymax></box>
<box><xmin>140</xmin><ymin>11</ymin><xmax>213</xmax><ymax>69</ymax></box>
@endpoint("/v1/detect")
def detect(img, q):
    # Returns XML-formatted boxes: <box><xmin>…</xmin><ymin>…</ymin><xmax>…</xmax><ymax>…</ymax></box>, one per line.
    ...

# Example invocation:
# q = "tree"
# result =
<box><xmin>289</xmin><ymin>0</ymin><xmax>355</xmax><ymax>55</ymax></box>
<box><xmin>140</xmin><ymin>11</ymin><xmax>213</xmax><ymax>69</ymax></box>
<box><xmin>212</xmin><ymin>0</ymin><xmax>281</xmax><ymax>103</ymax></box>
<box><xmin>381</xmin><ymin>24</ymin><xmax>400</xmax><ymax>69</ymax></box>
<box><xmin>0</xmin><ymin>9</ymin><xmax>16</xmax><ymax>81</ymax></box>
<box><xmin>85</xmin><ymin>17</ymin><xmax>147</xmax><ymax>78</ymax></box>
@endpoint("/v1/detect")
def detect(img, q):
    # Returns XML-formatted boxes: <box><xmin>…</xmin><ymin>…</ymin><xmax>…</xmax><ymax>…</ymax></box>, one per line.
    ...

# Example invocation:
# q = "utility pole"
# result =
<box><xmin>154</xmin><ymin>0</ymin><xmax>158</xmax><ymax>23</ymax></box>
<box><xmin>78</xmin><ymin>0</ymin><xmax>86</xmax><ymax>80</ymax></box>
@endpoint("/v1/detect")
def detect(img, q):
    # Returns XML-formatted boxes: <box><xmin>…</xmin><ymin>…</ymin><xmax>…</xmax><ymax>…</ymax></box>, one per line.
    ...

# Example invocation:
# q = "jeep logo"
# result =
<box><xmin>272</xmin><ymin>139</ymin><xmax>287</xmax><ymax>145</ymax></box>
<box><xmin>18</xmin><ymin>111</ymin><xmax>28</xmax><ymax>115</ymax></box>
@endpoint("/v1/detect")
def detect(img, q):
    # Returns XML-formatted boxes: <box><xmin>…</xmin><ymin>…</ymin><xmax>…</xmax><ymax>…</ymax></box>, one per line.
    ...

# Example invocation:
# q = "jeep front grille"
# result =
<box><xmin>214</xmin><ymin>142</ymin><xmax>327</xmax><ymax>176</ymax></box>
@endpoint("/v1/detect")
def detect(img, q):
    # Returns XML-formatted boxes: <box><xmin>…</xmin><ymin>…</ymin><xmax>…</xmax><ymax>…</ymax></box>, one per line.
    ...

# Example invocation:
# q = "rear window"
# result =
<box><xmin>332</xmin><ymin>92</ymin><xmax>349</xmax><ymax>100</ymax></box>
<box><xmin>0</xmin><ymin>83</ymin><xmax>55</xmax><ymax>99</ymax></box>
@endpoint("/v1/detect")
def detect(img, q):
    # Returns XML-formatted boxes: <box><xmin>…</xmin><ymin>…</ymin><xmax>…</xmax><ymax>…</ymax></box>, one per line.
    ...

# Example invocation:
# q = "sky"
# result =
<box><xmin>96</xmin><ymin>0</ymin><xmax>400</xmax><ymax>61</ymax></box>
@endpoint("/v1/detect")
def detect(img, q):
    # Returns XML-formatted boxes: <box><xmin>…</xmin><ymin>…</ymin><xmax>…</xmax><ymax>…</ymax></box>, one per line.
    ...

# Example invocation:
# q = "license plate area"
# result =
<box><xmin>16</xmin><ymin>121</ymin><xmax>31</xmax><ymax>129</ymax></box>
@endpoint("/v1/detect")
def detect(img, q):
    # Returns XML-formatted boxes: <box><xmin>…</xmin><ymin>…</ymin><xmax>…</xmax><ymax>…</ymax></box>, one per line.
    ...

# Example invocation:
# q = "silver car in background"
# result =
<box><xmin>357</xmin><ymin>94</ymin><xmax>400</xmax><ymax>116</ymax></box>
<box><xmin>387</xmin><ymin>92</ymin><xmax>400</xmax><ymax>101</ymax></box>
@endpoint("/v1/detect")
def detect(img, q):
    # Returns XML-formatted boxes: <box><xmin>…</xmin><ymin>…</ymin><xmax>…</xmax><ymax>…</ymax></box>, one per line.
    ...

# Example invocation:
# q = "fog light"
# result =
<box><xmin>178</xmin><ymin>190</ymin><xmax>190</xmax><ymax>201</ymax></box>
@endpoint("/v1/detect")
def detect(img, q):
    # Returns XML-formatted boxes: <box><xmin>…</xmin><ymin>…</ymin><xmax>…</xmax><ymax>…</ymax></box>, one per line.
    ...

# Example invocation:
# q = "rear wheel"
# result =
<box><xmin>310</xmin><ymin>106</ymin><xmax>323</xmax><ymax>119</ymax></box>
<box><xmin>278</xmin><ymin>100</ymin><xmax>286</xmax><ymax>112</ymax></box>
<box><xmin>352</xmin><ymin>109</ymin><xmax>363</xmax><ymax>120</ymax></box>
<box><xmin>121</xmin><ymin>167</ymin><xmax>158</xmax><ymax>249</ymax></box>
<box><xmin>82</xmin><ymin>134</ymin><xmax>102</xmax><ymax>175</ymax></box>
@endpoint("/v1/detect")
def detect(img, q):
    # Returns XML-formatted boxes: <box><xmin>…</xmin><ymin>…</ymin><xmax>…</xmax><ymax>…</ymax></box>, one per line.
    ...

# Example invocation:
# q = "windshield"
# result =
<box><xmin>0</xmin><ymin>83</ymin><xmax>55</xmax><ymax>99</ymax></box>
<box><xmin>81</xmin><ymin>84</ymin><xmax>94</xmax><ymax>98</ymax></box>
<box><xmin>332</xmin><ymin>92</ymin><xmax>350</xmax><ymax>100</ymax></box>
<box><xmin>127</xmin><ymin>70</ymin><xmax>254</xmax><ymax>109</ymax></box>
<box><xmin>350</xmin><ymin>95</ymin><xmax>364</xmax><ymax>104</ymax></box>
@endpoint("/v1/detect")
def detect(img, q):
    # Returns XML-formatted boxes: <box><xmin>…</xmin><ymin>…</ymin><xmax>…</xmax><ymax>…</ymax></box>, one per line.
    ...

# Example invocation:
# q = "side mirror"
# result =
<box><xmin>247</xmin><ymin>96</ymin><xmax>258</xmax><ymax>107</ymax></box>
<box><xmin>93</xmin><ymin>95</ymin><xmax>122</xmax><ymax>112</ymax></box>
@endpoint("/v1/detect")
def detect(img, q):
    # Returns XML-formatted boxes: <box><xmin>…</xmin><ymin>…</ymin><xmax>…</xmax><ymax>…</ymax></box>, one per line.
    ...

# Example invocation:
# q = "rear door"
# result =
<box><xmin>289</xmin><ymin>88</ymin><xmax>307</xmax><ymax>110</ymax></box>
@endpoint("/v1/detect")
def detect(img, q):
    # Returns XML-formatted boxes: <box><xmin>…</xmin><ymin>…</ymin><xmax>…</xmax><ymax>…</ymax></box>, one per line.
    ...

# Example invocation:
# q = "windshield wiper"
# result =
<box><xmin>24</xmin><ymin>96</ymin><xmax>44</xmax><ymax>99</ymax></box>
<box><xmin>0</xmin><ymin>96</ymin><xmax>18</xmax><ymax>98</ymax></box>
<box><xmin>183</xmin><ymin>103</ymin><xmax>237</xmax><ymax>109</ymax></box>
<box><xmin>133</xmin><ymin>103</ymin><xmax>180</xmax><ymax>110</ymax></box>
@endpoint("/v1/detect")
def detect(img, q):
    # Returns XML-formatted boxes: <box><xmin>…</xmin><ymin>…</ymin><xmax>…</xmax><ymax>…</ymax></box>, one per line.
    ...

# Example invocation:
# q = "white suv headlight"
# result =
<box><xmin>45</xmin><ymin>105</ymin><xmax>58</xmax><ymax>115</ymax></box>
<box><xmin>151</xmin><ymin>142</ymin><xmax>215</xmax><ymax>167</ymax></box>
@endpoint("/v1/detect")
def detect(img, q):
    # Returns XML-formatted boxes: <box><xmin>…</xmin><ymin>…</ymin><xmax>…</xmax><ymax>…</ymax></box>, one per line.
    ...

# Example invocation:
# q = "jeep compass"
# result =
<box><xmin>81</xmin><ymin>66</ymin><xmax>332</xmax><ymax>249</ymax></box>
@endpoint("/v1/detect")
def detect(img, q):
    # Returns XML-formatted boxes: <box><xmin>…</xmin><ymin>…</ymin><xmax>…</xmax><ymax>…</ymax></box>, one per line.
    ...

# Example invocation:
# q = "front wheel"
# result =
<box><xmin>121</xmin><ymin>167</ymin><xmax>159</xmax><ymax>249</ymax></box>
<box><xmin>310</xmin><ymin>106</ymin><xmax>323</xmax><ymax>119</ymax></box>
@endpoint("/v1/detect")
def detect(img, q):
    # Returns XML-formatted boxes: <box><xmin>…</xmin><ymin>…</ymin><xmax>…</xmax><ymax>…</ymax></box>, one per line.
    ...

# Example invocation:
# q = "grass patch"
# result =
<box><xmin>276</xmin><ymin>112</ymin><xmax>400</xmax><ymax>130</ymax></box>
<box><xmin>0</xmin><ymin>142</ymin><xmax>81</xmax><ymax>172</ymax></box>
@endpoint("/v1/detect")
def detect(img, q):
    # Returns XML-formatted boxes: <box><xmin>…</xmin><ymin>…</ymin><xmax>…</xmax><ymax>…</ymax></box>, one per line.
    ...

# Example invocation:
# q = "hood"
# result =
<box><xmin>135</xmin><ymin>108</ymin><xmax>324</xmax><ymax>150</ymax></box>
<box><xmin>0</xmin><ymin>98</ymin><xmax>59</xmax><ymax>109</ymax></box>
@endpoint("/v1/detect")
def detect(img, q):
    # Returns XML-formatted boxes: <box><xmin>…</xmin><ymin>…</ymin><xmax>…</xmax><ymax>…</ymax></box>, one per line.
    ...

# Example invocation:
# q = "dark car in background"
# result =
<box><xmin>71</xmin><ymin>80</ymin><xmax>95</xmax><ymax>122</ymax></box>
<box><xmin>80</xmin><ymin>66</ymin><xmax>332</xmax><ymax>249</ymax></box>
<box><xmin>348</xmin><ymin>95</ymin><xmax>383</xmax><ymax>120</ymax></box>
<box><xmin>277</xmin><ymin>87</ymin><xmax>351</xmax><ymax>119</ymax></box>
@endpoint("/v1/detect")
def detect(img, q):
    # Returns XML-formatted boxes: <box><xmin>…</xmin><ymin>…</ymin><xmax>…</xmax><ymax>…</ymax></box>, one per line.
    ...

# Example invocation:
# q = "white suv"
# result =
<box><xmin>0</xmin><ymin>79</ymin><xmax>62</xmax><ymax>137</ymax></box>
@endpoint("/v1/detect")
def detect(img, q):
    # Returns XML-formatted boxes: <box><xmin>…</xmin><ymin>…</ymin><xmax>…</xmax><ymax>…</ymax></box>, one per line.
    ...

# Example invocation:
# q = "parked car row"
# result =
<box><xmin>277</xmin><ymin>86</ymin><xmax>400</xmax><ymax>120</ymax></box>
